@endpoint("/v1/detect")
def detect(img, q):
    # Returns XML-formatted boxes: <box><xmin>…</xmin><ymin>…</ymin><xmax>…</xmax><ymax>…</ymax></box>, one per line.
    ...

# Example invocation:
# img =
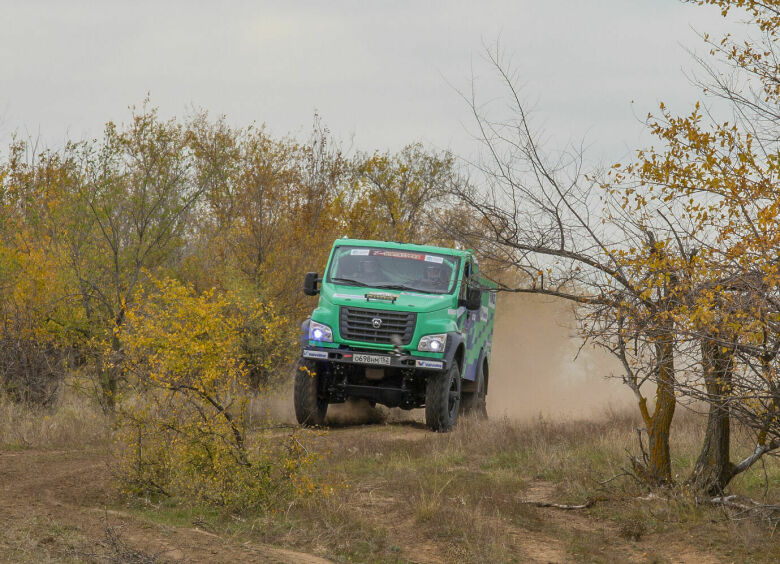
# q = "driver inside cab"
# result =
<box><xmin>358</xmin><ymin>258</ymin><xmax>384</xmax><ymax>284</ymax></box>
<box><xmin>418</xmin><ymin>263</ymin><xmax>448</xmax><ymax>291</ymax></box>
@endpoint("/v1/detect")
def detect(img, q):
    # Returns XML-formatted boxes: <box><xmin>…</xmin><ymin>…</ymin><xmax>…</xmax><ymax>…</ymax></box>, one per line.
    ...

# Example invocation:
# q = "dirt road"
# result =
<box><xmin>0</xmin><ymin>448</ymin><xmax>331</xmax><ymax>563</ymax></box>
<box><xmin>0</xmin><ymin>419</ymin><xmax>754</xmax><ymax>563</ymax></box>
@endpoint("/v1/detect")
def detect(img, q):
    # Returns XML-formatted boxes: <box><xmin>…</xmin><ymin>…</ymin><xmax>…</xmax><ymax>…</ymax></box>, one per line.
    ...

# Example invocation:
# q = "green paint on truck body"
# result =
<box><xmin>298</xmin><ymin>238</ymin><xmax>496</xmax><ymax>428</ymax></box>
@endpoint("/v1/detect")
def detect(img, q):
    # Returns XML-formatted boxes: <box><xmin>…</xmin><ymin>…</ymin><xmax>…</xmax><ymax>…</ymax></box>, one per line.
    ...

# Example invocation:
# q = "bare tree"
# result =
<box><xmin>446</xmin><ymin>47</ymin><xmax>696</xmax><ymax>484</ymax></box>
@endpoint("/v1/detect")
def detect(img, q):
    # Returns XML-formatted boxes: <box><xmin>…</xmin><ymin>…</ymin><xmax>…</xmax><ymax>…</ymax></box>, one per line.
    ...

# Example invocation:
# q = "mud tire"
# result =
<box><xmin>425</xmin><ymin>363</ymin><xmax>461</xmax><ymax>432</ymax></box>
<box><xmin>294</xmin><ymin>357</ymin><xmax>328</xmax><ymax>426</ymax></box>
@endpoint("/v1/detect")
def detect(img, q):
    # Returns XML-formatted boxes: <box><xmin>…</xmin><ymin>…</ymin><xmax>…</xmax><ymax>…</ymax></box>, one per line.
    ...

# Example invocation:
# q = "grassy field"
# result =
<box><xmin>1</xmin><ymin>390</ymin><xmax>778</xmax><ymax>563</ymax></box>
<box><xmin>238</xmin><ymin>411</ymin><xmax>779</xmax><ymax>563</ymax></box>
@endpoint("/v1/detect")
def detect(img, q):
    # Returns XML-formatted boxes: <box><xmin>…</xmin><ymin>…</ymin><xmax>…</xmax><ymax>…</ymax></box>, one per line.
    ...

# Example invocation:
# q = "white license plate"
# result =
<box><xmin>353</xmin><ymin>353</ymin><xmax>391</xmax><ymax>366</ymax></box>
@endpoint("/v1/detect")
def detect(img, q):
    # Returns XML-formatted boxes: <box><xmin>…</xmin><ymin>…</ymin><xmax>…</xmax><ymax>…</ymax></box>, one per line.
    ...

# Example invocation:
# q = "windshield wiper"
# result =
<box><xmin>331</xmin><ymin>277</ymin><xmax>370</xmax><ymax>287</ymax></box>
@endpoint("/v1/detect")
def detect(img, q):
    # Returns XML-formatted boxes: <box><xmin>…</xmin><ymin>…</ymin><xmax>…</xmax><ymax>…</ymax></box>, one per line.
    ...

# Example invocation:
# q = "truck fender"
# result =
<box><xmin>300</xmin><ymin>318</ymin><xmax>311</xmax><ymax>347</ymax></box>
<box><xmin>462</xmin><ymin>348</ymin><xmax>489</xmax><ymax>394</ymax></box>
<box><xmin>443</xmin><ymin>332</ymin><xmax>466</xmax><ymax>376</ymax></box>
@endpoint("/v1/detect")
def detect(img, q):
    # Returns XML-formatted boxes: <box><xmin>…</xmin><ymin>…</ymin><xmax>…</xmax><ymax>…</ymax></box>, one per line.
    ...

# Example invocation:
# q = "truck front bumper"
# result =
<box><xmin>302</xmin><ymin>346</ymin><xmax>447</xmax><ymax>371</ymax></box>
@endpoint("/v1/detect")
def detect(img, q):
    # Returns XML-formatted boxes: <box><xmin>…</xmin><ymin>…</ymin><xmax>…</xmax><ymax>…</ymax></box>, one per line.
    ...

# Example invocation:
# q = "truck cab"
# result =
<box><xmin>295</xmin><ymin>238</ymin><xmax>495</xmax><ymax>431</ymax></box>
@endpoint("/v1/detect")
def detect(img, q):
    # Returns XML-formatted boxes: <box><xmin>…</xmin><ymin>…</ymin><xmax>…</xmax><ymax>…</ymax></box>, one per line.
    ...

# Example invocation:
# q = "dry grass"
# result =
<box><xmin>0</xmin><ymin>512</ymin><xmax>162</xmax><ymax>563</ymax></box>
<box><xmin>118</xmin><ymin>408</ymin><xmax>776</xmax><ymax>562</ymax></box>
<box><xmin>0</xmin><ymin>383</ymin><xmax>110</xmax><ymax>450</ymax></box>
<box><xmin>2</xmin><ymin>388</ymin><xmax>779</xmax><ymax>562</ymax></box>
<box><xmin>238</xmin><ymin>410</ymin><xmax>780</xmax><ymax>563</ymax></box>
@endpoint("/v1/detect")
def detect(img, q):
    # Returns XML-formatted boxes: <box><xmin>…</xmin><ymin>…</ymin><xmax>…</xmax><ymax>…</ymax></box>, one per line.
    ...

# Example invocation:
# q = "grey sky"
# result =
<box><xmin>0</xmin><ymin>1</ymin><xmax>733</xmax><ymax>163</ymax></box>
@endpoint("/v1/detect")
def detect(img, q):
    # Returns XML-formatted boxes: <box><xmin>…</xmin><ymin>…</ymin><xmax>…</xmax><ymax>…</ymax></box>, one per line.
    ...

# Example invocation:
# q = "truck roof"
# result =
<box><xmin>333</xmin><ymin>238</ymin><xmax>472</xmax><ymax>258</ymax></box>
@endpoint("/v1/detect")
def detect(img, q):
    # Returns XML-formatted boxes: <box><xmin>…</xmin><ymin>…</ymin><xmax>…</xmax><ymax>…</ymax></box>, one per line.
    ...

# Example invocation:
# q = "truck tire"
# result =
<box><xmin>294</xmin><ymin>358</ymin><xmax>328</xmax><ymax>426</ymax></box>
<box><xmin>461</xmin><ymin>362</ymin><xmax>488</xmax><ymax>419</ymax></box>
<box><xmin>425</xmin><ymin>363</ymin><xmax>461</xmax><ymax>431</ymax></box>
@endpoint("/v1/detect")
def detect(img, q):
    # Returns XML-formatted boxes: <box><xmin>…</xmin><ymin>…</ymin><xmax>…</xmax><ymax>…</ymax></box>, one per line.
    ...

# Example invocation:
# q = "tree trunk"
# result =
<box><xmin>689</xmin><ymin>338</ymin><xmax>735</xmax><ymax>494</ymax></box>
<box><xmin>99</xmin><ymin>368</ymin><xmax>117</xmax><ymax>411</ymax></box>
<box><xmin>99</xmin><ymin>310</ymin><xmax>125</xmax><ymax>412</ymax></box>
<box><xmin>646</xmin><ymin>333</ymin><xmax>676</xmax><ymax>484</ymax></box>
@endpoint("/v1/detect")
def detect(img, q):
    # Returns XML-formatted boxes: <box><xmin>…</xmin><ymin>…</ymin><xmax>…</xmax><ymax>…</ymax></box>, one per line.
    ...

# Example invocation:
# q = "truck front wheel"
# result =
<box><xmin>294</xmin><ymin>358</ymin><xmax>328</xmax><ymax>426</ymax></box>
<box><xmin>425</xmin><ymin>364</ymin><xmax>461</xmax><ymax>432</ymax></box>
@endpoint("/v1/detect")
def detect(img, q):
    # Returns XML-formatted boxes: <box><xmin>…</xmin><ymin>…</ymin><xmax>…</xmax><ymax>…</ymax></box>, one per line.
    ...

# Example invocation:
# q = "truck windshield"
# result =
<box><xmin>327</xmin><ymin>246</ymin><xmax>460</xmax><ymax>295</ymax></box>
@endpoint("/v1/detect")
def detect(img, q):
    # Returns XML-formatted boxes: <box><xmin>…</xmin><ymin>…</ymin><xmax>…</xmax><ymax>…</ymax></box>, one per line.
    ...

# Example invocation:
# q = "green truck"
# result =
<box><xmin>295</xmin><ymin>238</ymin><xmax>496</xmax><ymax>431</ymax></box>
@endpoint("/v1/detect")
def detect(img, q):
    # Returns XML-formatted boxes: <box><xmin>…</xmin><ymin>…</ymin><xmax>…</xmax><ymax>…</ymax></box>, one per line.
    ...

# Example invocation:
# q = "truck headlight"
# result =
<box><xmin>309</xmin><ymin>321</ymin><xmax>333</xmax><ymax>343</ymax></box>
<box><xmin>418</xmin><ymin>333</ymin><xmax>446</xmax><ymax>353</ymax></box>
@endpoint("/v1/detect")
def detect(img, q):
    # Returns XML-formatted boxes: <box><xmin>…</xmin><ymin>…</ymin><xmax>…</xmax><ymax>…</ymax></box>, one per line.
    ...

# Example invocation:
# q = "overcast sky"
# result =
<box><xmin>0</xmin><ymin>1</ymin><xmax>734</xmax><ymax>164</ymax></box>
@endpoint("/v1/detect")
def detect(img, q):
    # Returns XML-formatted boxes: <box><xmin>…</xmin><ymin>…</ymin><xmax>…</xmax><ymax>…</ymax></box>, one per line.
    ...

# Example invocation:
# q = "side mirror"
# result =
<box><xmin>303</xmin><ymin>272</ymin><xmax>321</xmax><ymax>296</ymax></box>
<box><xmin>466</xmin><ymin>286</ymin><xmax>482</xmax><ymax>311</ymax></box>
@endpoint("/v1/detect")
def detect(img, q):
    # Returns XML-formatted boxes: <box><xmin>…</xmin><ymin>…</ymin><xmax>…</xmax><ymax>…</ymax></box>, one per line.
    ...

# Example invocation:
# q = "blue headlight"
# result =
<box><xmin>309</xmin><ymin>321</ymin><xmax>333</xmax><ymax>343</ymax></box>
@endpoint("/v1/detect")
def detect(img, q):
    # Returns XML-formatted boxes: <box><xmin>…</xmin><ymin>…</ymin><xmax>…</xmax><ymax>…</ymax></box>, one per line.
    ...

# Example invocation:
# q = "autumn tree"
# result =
<box><xmin>1</xmin><ymin>105</ymin><xmax>209</xmax><ymax>409</ymax></box>
<box><xmin>0</xmin><ymin>143</ymin><xmax>85</xmax><ymax>404</ymax></box>
<box><xmin>1</xmin><ymin>97</ymin><xmax>464</xmax><ymax>414</ymax></box>
<box><xmin>345</xmin><ymin>144</ymin><xmax>457</xmax><ymax>243</ymax></box>
<box><xmin>451</xmin><ymin>1</ymin><xmax>780</xmax><ymax>492</ymax></box>
<box><xmin>446</xmin><ymin>60</ymin><xmax>683</xmax><ymax>482</ymax></box>
<box><xmin>186</xmin><ymin>115</ymin><xmax>458</xmax><ymax>322</ymax></box>
<box><xmin>614</xmin><ymin>0</ymin><xmax>780</xmax><ymax>493</ymax></box>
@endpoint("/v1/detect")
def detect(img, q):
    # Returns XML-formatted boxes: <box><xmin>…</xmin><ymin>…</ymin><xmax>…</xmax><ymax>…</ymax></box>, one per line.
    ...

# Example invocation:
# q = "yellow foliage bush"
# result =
<box><xmin>0</xmin><ymin>241</ymin><xmax>76</xmax><ymax>405</ymax></box>
<box><xmin>114</xmin><ymin>277</ymin><xmax>315</xmax><ymax>511</ymax></box>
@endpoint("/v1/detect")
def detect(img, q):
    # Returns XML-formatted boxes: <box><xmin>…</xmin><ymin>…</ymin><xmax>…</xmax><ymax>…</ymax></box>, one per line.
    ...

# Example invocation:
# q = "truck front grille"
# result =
<box><xmin>339</xmin><ymin>307</ymin><xmax>417</xmax><ymax>345</ymax></box>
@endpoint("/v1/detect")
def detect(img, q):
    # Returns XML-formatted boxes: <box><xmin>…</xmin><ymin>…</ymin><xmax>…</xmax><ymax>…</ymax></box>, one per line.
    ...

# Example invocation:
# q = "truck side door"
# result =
<box><xmin>459</xmin><ymin>258</ymin><xmax>482</xmax><ymax>381</ymax></box>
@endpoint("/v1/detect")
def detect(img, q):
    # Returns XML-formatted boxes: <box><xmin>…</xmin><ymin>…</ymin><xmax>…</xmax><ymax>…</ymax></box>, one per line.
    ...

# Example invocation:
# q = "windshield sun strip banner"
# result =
<box><xmin>370</xmin><ymin>249</ymin><xmax>426</xmax><ymax>261</ymax></box>
<box><xmin>347</xmin><ymin>248</ymin><xmax>451</xmax><ymax>264</ymax></box>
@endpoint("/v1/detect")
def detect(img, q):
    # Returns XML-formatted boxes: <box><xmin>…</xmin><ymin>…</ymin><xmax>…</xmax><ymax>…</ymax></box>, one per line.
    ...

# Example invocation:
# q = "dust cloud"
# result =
<box><xmin>249</xmin><ymin>382</ymin><xmax>297</xmax><ymax>426</ymax></box>
<box><xmin>255</xmin><ymin>293</ymin><xmax>636</xmax><ymax>426</ymax></box>
<box><xmin>489</xmin><ymin>293</ymin><xmax>635</xmax><ymax>420</ymax></box>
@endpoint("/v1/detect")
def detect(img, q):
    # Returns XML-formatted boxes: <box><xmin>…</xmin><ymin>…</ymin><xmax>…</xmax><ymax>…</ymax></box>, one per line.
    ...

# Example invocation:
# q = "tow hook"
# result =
<box><xmin>390</xmin><ymin>334</ymin><xmax>404</xmax><ymax>356</ymax></box>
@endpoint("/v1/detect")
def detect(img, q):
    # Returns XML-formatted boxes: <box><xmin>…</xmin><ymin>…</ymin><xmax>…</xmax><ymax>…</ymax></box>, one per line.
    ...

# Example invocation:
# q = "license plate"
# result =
<box><xmin>353</xmin><ymin>353</ymin><xmax>391</xmax><ymax>366</ymax></box>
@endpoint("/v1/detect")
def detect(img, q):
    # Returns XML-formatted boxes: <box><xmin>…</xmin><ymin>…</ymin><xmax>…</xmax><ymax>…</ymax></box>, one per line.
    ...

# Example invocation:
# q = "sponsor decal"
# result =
<box><xmin>416</xmin><ymin>359</ymin><xmax>444</xmax><ymax>369</ymax></box>
<box><xmin>350</xmin><ymin>249</ymin><xmax>370</xmax><ymax>255</ymax></box>
<box><xmin>424</xmin><ymin>255</ymin><xmax>444</xmax><ymax>264</ymax></box>
<box><xmin>303</xmin><ymin>350</ymin><xmax>329</xmax><ymax>360</ymax></box>
<box><xmin>370</xmin><ymin>249</ymin><xmax>426</xmax><ymax>261</ymax></box>
<box><xmin>333</xmin><ymin>293</ymin><xmax>365</xmax><ymax>299</ymax></box>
